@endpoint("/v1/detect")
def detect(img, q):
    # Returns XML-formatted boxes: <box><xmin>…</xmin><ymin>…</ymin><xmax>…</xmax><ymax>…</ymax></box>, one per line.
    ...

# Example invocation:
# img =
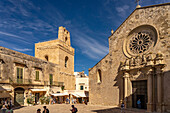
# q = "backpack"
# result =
<box><xmin>75</xmin><ymin>108</ymin><xmax>78</xmax><ymax>112</ymax></box>
<box><xmin>72</xmin><ymin>108</ymin><xmax>78</xmax><ymax>113</ymax></box>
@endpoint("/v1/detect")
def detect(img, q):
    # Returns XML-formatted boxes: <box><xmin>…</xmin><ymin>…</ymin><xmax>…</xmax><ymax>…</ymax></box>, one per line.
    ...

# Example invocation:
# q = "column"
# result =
<box><xmin>147</xmin><ymin>69</ymin><xmax>153</xmax><ymax>112</ymax></box>
<box><xmin>123</xmin><ymin>72</ymin><xmax>129</xmax><ymax>108</ymax></box>
<box><xmin>156</xmin><ymin>67</ymin><xmax>162</xmax><ymax>112</ymax></box>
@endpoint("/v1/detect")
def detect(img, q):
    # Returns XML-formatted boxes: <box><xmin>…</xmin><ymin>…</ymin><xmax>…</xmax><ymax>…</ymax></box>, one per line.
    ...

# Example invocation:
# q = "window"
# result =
<box><xmin>49</xmin><ymin>74</ymin><xmax>53</xmax><ymax>85</ymax></box>
<box><xmin>65</xmin><ymin>37</ymin><xmax>67</xmax><ymax>43</ymax></box>
<box><xmin>65</xmin><ymin>56</ymin><xmax>68</xmax><ymax>67</ymax></box>
<box><xmin>97</xmin><ymin>69</ymin><xmax>102</xmax><ymax>83</ymax></box>
<box><xmin>17</xmin><ymin>67</ymin><xmax>23</xmax><ymax>84</ymax></box>
<box><xmin>35</xmin><ymin>71</ymin><xmax>39</xmax><ymax>80</ymax></box>
<box><xmin>45</xmin><ymin>55</ymin><xmax>48</xmax><ymax>61</ymax></box>
<box><xmin>80</xmin><ymin>86</ymin><xmax>84</xmax><ymax>90</ymax></box>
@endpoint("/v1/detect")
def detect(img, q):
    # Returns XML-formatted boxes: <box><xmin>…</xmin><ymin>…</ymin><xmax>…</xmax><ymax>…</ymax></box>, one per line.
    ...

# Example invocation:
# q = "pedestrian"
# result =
<box><xmin>70</xmin><ymin>105</ymin><xmax>78</xmax><ymax>113</ymax></box>
<box><xmin>42</xmin><ymin>106</ymin><xmax>49</xmax><ymax>113</ymax></box>
<box><xmin>120</xmin><ymin>102</ymin><xmax>125</xmax><ymax>113</ymax></box>
<box><xmin>9</xmin><ymin>99</ymin><xmax>12</xmax><ymax>109</ymax></box>
<box><xmin>4</xmin><ymin>99</ymin><xmax>8</xmax><ymax>106</ymax></box>
<box><xmin>5</xmin><ymin>105</ymin><xmax>13</xmax><ymax>113</ymax></box>
<box><xmin>1</xmin><ymin>105</ymin><xmax>7</xmax><ymax>113</ymax></box>
<box><xmin>137</xmin><ymin>99</ymin><xmax>141</xmax><ymax>109</ymax></box>
<box><xmin>37</xmin><ymin>109</ymin><xmax>41</xmax><ymax>113</ymax></box>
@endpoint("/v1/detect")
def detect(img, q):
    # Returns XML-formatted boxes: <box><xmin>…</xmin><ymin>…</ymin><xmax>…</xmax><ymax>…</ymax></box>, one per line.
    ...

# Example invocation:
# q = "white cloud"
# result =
<box><xmin>0</xmin><ymin>31</ymin><xmax>31</xmax><ymax>44</ymax></box>
<box><xmin>73</xmin><ymin>30</ymin><xmax>109</xmax><ymax>60</ymax></box>
<box><xmin>13</xmin><ymin>48</ymin><xmax>32</xmax><ymax>52</ymax></box>
<box><xmin>116</xmin><ymin>5</ymin><xmax>130</xmax><ymax>17</ymax></box>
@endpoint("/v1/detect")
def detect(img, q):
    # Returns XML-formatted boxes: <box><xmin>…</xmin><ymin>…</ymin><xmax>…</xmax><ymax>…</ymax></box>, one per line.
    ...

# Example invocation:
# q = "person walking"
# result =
<box><xmin>120</xmin><ymin>102</ymin><xmax>125</xmax><ymax>113</ymax></box>
<box><xmin>5</xmin><ymin>105</ymin><xmax>13</xmax><ymax>113</ymax></box>
<box><xmin>9</xmin><ymin>99</ymin><xmax>12</xmax><ymax>109</ymax></box>
<box><xmin>1</xmin><ymin>105</ymin><xmax>7</xmax><ymax>113</ymax></box>
<box><xmin>137</xmin><ymin>99</ymin><xmax>141</xmax><ymax>109</ymax></box>
<box><xmin>37</xmin><ymin>109</ymin><xmax>41</xmax><ymax>113</ymax></box>
<box><xmin>42</xmin><ymin>106</ymin><xmax>49</xmax><ymax>113</ymax></box>
<box><xmin>70</xmin><ymin>105</ymin><xmax>78</xmax><ymax>113</ymax></box>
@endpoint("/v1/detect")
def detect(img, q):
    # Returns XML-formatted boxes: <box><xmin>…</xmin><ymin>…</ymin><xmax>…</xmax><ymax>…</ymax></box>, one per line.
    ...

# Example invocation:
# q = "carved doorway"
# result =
<box><xmin>132</xmin><ymin>80</ymin><xmax>147</xmax><ymax>109</ymax></box>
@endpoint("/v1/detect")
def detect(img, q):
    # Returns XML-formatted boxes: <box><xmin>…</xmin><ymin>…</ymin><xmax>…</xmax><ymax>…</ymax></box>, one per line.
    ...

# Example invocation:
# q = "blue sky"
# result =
<box><xmin>0</xmin><ymin>0</ymin><xmax>169</xmax><ymax>74</ymax></box>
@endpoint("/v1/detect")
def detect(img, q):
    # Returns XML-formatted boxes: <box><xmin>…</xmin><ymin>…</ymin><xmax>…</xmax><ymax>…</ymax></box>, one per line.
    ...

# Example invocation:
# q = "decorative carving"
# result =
<box><xmin>155</xmin><ymin>52</ymin><xmax>165</xmax><ymax>65</ymax></box>
<box><xmin>129</xmin><ymin>32</ymin><xmax>153</xmax><ymax>54</ymax></box>
<box><xmin>146</xmin><ymin>53</ymin><xmax>154</xmax><ymax>66</ymax></box>
<box><xmin>142</xmin><ymin>54</ymin><xmax>147</xmax><ymax>65</ymax></box>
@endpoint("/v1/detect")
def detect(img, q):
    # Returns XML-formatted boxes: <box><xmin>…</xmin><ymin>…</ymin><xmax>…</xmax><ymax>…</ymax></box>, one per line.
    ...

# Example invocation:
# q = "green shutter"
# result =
<box><xmin>49</xmin><ymin>74</ymin><xmax>53</xmax><ymax>85</ymax></box>
<box><xmin>36</xmin><ymin>71</ymin><xmax>39</xmax><ymax>80</ymax></box>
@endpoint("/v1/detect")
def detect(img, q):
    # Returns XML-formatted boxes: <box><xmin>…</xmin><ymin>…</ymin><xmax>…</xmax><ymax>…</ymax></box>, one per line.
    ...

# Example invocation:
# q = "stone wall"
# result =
<box><xmin>89</xmin><ymin>3</ymin><xmax>170</xmax><ymax>111</ymax></box>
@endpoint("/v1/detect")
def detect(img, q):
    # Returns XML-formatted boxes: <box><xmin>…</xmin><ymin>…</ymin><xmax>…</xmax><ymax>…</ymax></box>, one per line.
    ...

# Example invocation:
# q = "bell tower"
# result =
<box><xmin>35</xmin><ymin>26</ymin><xmax>74</xmax><ymax>75</ymax></box>
<box><xmin>58</xmin><ymin>26</ymin><xmax>71</xmax><ymax>46</ymax></box>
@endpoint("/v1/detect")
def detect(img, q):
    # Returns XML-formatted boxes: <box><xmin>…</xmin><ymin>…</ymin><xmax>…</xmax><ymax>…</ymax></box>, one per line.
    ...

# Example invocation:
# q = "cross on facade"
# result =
<box><xmin>135</xmin><ymin>0</ymin><xmax>141</xmax><ymax>6</ymax></box>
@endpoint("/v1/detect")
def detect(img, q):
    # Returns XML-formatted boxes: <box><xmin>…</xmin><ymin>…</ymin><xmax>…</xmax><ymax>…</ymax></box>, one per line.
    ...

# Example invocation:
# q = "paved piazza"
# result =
<box><xmin>14</xmin><ymin>104</ymin><xmax>146</xmax><ymax>113</ymax></box>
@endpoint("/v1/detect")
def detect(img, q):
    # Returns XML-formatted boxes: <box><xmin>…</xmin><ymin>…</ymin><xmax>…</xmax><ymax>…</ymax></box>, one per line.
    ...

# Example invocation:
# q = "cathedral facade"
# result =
<box><xmin>89</xmin><ymin>3</ymin><xmax>170</xmax><ymax>112</ymax></box>
<box><xmin>0</xmin><ymin>26</ymin><xmax>75</xmax><ymax>106</ymax></box>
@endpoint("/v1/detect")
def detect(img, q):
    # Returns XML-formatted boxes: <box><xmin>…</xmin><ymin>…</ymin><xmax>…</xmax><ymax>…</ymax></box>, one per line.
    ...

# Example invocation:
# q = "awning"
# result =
<box><xmin>71</xmin><ymin>92</ymin><xmax>87</xmax><ymax>97</ymax></box>
<box><xmin>51</xmin><ymin>92</ymin><xmax>69</xmax><ymax>97</ymax></box>
<box><xmin>72</xmin><ymin>93</ymin><xmax>80</xmax><ymax>97</ymax></box>
<box><xmin>30</xmin><ymin>89</ymin><xmax>46</xmax><ymax>92</ymax></box>
<box><xmin>0</xmin><ymin>88</ymin><xmax>12</xmax><ymax>92</ymax></box>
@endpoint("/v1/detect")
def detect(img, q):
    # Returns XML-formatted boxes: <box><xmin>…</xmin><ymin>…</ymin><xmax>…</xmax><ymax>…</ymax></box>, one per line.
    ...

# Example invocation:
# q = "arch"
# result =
<box><xmin>45</xmin><ymin>55</ymin><xmax>49</xmax><ymax>61</ymax></box>
<box><xmin>97</xmin><ymin>69</ymin><xmax>102</xmax><ymax>83</ymax></box>
<box><xmin>14</xmin><ymin>87</ymin><xmax>25</xmax><ymax>106</ymax></box>
<box><xmin>65</xmin><ymin>37</ymin><xmax>67</xmax><ymax>43</ymax></box>
<box><xmin>65</xmin><ymin>56</ymin><xmax>68</xmax><ymax>67</ymax></box>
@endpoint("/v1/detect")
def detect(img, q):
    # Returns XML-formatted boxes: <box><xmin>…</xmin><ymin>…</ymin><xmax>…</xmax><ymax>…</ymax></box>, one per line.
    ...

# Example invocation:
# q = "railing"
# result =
<box><xmin>44</xmin><ymin>81</ymin><xmax>64</xmax><ymax>86</ymax></box>
<box><xmin>9</xmin><ymin>78</ymin><xmax>32</xmax><ymax>84</ymax></box>
<box><xmin>8</xmin><ymin>78</ymin><xmax>64</xmax><ymax>86</ymax></box>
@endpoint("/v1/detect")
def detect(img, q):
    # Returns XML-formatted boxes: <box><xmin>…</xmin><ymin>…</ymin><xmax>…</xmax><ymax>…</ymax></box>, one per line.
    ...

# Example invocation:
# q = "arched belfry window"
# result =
<box><xmin>97</xmin><ymin>69</ymin><xmax>102</xmax><ymax>83</ymax></box>
<box><xmin>65</xmin><ymin>56</ymin><xmax>68</xmax><ymax>67</ymax></box>
<box><xmin>45</xmin><ymin>55</ymin><xmax>48</xmax><ymax>61</ymax></box>
<box><xmin>65</xmin><ymin>37</ymin><xmax>67</xmax><ymax>43</ymax></box>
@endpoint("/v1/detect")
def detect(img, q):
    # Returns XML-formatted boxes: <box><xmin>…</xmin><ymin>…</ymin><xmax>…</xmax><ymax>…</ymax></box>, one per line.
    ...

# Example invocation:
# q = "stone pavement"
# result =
<box><xmin>13</xmin><ymin>104</ymin><xmax>147</xmax><ymax>113</ymax></box>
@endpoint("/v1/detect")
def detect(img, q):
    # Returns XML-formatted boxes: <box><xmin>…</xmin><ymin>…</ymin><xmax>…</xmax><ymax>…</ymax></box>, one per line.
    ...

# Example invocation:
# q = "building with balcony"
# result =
<box><xmin>0</xmin><ymin>26</ymin><xmax>75</xmax><ymax>106</ymax></box>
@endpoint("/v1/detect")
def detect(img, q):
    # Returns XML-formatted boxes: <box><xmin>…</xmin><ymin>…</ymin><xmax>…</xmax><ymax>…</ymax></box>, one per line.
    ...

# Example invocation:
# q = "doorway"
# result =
<box><xmin>132</xmin><ymin>80</ymin><xmax>147</xmax><ymax>109</ymax></box>
<box><xmin>14</xmin><ymin>87</ymin><xmax>25</xmax><ymax>106</ymax></box>
<box><xmin>35</xmin><ymin>93</ymin><xmax>40</xmax><ymax>104</ymax></box>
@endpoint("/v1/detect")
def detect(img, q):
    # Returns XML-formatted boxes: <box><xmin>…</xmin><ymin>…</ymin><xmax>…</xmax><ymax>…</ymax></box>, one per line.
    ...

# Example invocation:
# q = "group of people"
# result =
<box><xmin>36</xmin><ymin>105</ymin><xmax>78</xmax><ymax>113</ymax></box>
<box><xmin>1</xmin><ymin>105</ymin><xmax>13</xmax><ymax>113</ymax></box>
<box><xmin>37</xmin><ymin>106</ymin><xmax>49</xmax><ymax>113</ymax></box>
<box><xmin>120</xmin><ymin>99</ymin><xmax>142</xmax><ymax>112</ymax></box>
<box><xmin>1</xmin><ymin>99</ymin><xmax>13</xmax><ymax>113</ymax></box>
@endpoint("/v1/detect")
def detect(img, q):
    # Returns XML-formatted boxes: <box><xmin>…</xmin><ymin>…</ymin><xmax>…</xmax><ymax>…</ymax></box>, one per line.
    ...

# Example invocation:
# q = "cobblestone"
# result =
<box><xmin>13</xmin><ymin>104</ymin><xmax>147</xmax><ymax>113</ymax></box>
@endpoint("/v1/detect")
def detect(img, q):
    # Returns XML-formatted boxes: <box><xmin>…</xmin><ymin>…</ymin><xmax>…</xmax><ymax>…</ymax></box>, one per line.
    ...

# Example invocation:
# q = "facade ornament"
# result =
<box><xmin>129</xmin><ymin>57</ymin><xmax>135</xmax><ymax>67</ymax></box>
<box><xmin>142</xmin><ymin>54</ymin><xmax>147</xmax><ymax>65</ymax></box>
<box><xmin>147</xmin><ymin>53</ymin><xmax>154</xmax><ymax>66</ymax></box>
<box><xmin>155</xmin><ymin>52</ymin><xmax>165</xmax><ymax>65</ymax></box>
<box><xmin>111</xmin><ymin>29</ymin><xmax>114</xmax><ymax>35</ymax></box>
<box><xmin>135</xmin><ymin>55</ymin><xmax>142</xmax><ymax>66</ymax></box>
<box><xmin>124</xmin><ymin>59</ymin><xmax>130</xmax><ymax>70</ymax></box>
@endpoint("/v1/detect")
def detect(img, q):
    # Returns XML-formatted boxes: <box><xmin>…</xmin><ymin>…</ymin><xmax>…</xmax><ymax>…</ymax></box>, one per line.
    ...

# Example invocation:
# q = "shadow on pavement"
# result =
<box><xmin>13</xmin><ymin>106</ymin><xmax>25</xmax><ymax>110</ymax></box>
<box><xmin>91</xmin><ymin>107</ymin><xmax>147</xmax><ymax>113</ymax></box>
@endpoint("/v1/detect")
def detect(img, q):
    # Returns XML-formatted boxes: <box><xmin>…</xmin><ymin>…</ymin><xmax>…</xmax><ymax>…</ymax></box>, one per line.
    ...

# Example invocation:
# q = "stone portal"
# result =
<box><xmin>132</xmin><ymin>80</ymin><xmax>147</xmax><ymax>109</ymax></box>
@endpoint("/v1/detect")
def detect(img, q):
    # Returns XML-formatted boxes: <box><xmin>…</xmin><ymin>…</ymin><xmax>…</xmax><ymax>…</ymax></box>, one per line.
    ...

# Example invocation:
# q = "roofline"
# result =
<box><xmin>108</xmin><ymin>2</ymin><xmax>170</xmax><ymax>39</ymax></box>
<box><xmin>0</xmin><ymin>46</ymin><xmax>58</xmax><ymax>65</ymax></box>
<box><xmin>89</xmin><ymin>53</ymin><xmax>109</xmax><ymax>71</ymax></box>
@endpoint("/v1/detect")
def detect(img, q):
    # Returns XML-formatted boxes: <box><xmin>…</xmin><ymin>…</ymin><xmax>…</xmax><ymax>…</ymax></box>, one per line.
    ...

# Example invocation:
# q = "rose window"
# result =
<box><xmin>129</xmin><ymin>32</ymin><xmax>152</xmax><ymax>54</ymax></box>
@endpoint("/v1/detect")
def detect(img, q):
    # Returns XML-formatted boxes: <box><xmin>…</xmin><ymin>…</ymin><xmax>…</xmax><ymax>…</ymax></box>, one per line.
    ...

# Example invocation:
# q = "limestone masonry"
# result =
<box><xmin>89</xmin><ymin>3</ymin><xmax>170</xmax><ymax>112</ymax></box>
<box><xmin>0</xmin><ymin>26</ymin><xmax>75</xmax><ymax>106</ymax></box>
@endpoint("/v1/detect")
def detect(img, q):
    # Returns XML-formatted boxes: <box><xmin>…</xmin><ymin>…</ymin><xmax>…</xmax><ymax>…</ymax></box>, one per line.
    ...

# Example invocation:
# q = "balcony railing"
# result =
<box><xmin>9</xmin><ymin>78</ymin><xmax>32</xmax><ymax>85</ymax></box>
<box><xmin>8</xmin><ymin>77</ymin><xmax>64</xmax><ymax>86</ymax></box>
<box><xmin>44</xmin><ymin>81</ymin><xmax>64</xmax><ymax>86</ymax></box>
